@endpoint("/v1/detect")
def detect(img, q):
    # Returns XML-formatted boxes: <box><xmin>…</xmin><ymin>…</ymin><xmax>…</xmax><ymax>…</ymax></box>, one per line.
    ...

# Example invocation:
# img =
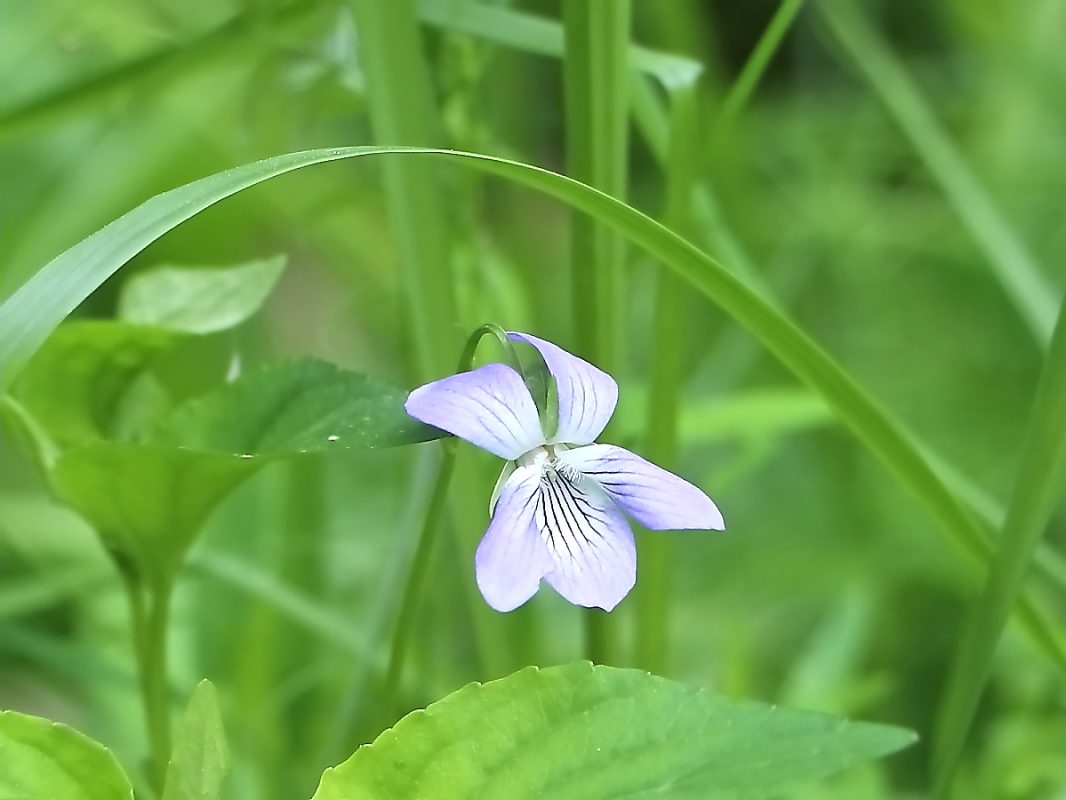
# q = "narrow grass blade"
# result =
<box><xmin>818</xmin><ymin>0</ymin><xmax>1057</xmax><ymax>344</ymax></box>
<box><xmin>716</xmin><ymin>0</ymin><xmax>805</xmax><ymax>129</ymax></box>
<box><xmin>415</xmin><ymin>0</ymin><xmax>699</xmax><ymax>89</ymax></box>
<box><xmin>351</xmin><ymin>0</ymin><xmax>458</xmax><ymax>378</ymax></box>
<box><xmin>932</xmin><ymin>288</ymin><xmax>1066</xmax><ymax>796</ymax></box>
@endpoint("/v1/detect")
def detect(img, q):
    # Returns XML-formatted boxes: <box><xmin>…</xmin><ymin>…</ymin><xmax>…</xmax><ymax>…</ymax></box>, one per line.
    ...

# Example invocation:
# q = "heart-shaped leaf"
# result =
<box><xmin>0</xmin><ymin>709</ymin><xmax>134</xmax><ymax>800</ymax></box>
<box><xmin>46</xmin><ymin>358</ymin><xmax>443</xmax><ymax>582</ymax></box>
<box><xmin>158</xmin><ymin>358</ymin><xmax>444</xmax><ymax>455</ymax></box>
<box><xmin>118</xmin><ymin>255</ymin><xmax>287</xmax><ymax>335</ymax></box>
<box><xmin>313</xmin><ymin>662</ymin><xmax>915</xmax><ymax>800</ymax></box>
<box><xmin>50</xmin><ymin>443</ymin><xmax>258</xmax><ymax>583</ymax></box>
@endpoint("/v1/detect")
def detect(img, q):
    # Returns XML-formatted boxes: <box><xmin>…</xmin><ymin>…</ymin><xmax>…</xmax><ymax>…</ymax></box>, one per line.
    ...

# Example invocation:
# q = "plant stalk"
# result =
<box><xmin>125</xmin><ymin>574</ymin><xmax>174</xmax><ymax>792</ymax></box>
<box><xmin>562</xmin><ymin>0</ymin><xmax>632</xmax><ymax>667</ymax></box>
<box><xmin>932</xmin><ymin>287</ymin><xmax>1066</xmax><ymax>797</ymax></box>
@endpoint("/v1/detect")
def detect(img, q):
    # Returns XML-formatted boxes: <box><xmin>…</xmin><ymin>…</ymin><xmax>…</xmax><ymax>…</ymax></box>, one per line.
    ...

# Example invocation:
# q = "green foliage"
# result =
<box><xmin>161</xmin><ymin>680</ymin><xmax>231</xmax><ymax>800</ymax></box>
<box><xmin>15</xmin><ymin>322</ymin><xmax>181</xmax><ymax>447</ymax></box>
<box><xmin>313</xmin><ymin>662</ymin><xmax>915</xmax><ymax>800</ymax></box>
<box><xmin>51</xmin><ymin>443</ymin><xmax>257</xmax><ymax>583</ymax></box>
<box><xmin>118</xmin><ymin>256</ymin><xmax>287</xmax><ymax>335</ymax></box>
<box><xmin>3</xmin><ymin>1</ymin><xmax>1066</xmax><ymax>798</ymax></box>
<box><xmin>0</xmin><ymin>710</ymin><xmax>134</xmax><ymax>800</ymax></box>
<box><xmin>159</xmin><ymin>358</ymin><xmax>442</xmax><ymax>455</ymax></box>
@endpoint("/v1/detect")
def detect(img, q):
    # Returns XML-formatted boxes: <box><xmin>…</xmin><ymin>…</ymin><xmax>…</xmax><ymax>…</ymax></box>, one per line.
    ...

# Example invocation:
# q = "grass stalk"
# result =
<box><xmin>562</xmin><ymin>0</ymin><xmax>632</xmax><ymax>666</ymax></box>
<box><xmin>352</xmin><ymin>0</ymin><xmax>458</xmax><ymax>379</ymax></box>
<box><xmin>635</xmin><ymin>82</ymin><xmax>700</xmax><ymax>675</ymax></box>
<box><xmin>932</xmin><ymin>288</ymin><xmax>1066</xmax><ymax>796</ymax></box>
<box><xmin>715</xmin><ymin>0</ymin><xmax>804</xmax><ymax>131</ymax></box>
<box><xmin>818</xmin><ymin>0</ymin><xmax>1056</xmax><ymax>344</ymax></box>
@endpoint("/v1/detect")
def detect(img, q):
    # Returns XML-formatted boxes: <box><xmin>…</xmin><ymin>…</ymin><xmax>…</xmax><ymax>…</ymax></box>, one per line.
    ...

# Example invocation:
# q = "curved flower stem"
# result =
<box><xmin>380</xmin><ymin>324</ymin><xmax>498</xmax><ymax>721</ymax></box>
<box><xmin>380</xmin><ymin>439</ymin><xmax>458</xmax><ymax>722</ymax></box>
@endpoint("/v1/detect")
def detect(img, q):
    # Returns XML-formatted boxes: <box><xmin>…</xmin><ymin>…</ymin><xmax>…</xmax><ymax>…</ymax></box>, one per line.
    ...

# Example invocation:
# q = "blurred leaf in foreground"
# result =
<box><xmin>117</xmin><ymin>255</ymin><xmax>288</xmax><ymax>335</ymax></box>
<box><xmin>313</xmin><ymin>662</ymin><xmax>916</xmax><ymax>800</ymax></box>
<box><xmin>15</xmin><ymin>321</ymin><xmax>181</xmax><ymax>447</ymax></box>
<box><xmin>0</xmin><ymin>709</ymin><xmax>134</xmax><ymax>800</ymax></box>
<box><xmin>161</xmin><ymin>680</ymin><xmax>230</xmax><ymax>800</ymax></box>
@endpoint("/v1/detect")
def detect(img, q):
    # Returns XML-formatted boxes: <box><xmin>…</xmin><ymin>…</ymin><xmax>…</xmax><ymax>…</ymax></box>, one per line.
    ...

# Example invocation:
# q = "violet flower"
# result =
<box><xmin>405</xmin><ymin>332</ymin><xmax>724</xmax><ymax>612</ymax></box>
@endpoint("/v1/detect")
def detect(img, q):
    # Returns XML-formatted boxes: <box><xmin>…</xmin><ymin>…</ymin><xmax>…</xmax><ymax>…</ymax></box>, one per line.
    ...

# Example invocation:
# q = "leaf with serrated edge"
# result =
<box><xmin>0</xmin><ymin>710</ymin><xmax>134</xmax><ymax>800</ymax></box>
<box><xmin>313</xmin><ymin>662</ymin><xmax>915</xmax><ymax>800</ymax></box>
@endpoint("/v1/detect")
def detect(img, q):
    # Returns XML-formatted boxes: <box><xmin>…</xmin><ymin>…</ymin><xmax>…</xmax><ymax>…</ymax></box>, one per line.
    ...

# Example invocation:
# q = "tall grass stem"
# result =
<box><xmin>562</xmin><ymin>0</ymin><xmax>632</xmax><ymax>665</ymax></box>
<box><xmin>932</xmin><ymin>289</ymin><xmax>1066</xmax><ymax>796</ymax></box>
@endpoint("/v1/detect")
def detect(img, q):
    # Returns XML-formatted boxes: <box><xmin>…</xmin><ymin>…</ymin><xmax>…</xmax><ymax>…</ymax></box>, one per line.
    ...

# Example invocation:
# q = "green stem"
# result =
<box><xmin>380</xmin><ymin>439</ymin><xmax>458</xmax><ymax>722</ymax></box>
<box><xmin>932</xmin><ymin>288</ymin><xmax>1066</xmax><ymax>797</ymax></box>
<box><xmin>125</xmin><ymin>574</ymin><xmax>173</xmax><ymax>792</ymax></box>
<box><xmin>562</xmin><ymin>0</ymin><xmax>632</xmax><ymax>667</ymax></box>
<box><xmin>635</xmin><ymin>82</ymin><xmax>699</xmax><ymax>675</ymax></box>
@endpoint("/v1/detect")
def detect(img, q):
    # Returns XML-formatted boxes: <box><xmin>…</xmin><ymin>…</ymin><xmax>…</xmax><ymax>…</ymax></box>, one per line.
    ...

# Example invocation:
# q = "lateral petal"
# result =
<box><xmin>508</xmin><ymin>332</ymin><xmax>617</xmax><ymax>446</ymax></box>
<box><xmin>535</xmin><ymin>466</ymin><xmax>636</xmax><ymax>611</ymax></box>
<box><xmin>475</xmin><ymin>465</ymin><xmax>551</xmax><ymax>612</ymax></box>
<box><xmin>563</xmin><ymin>444</ymin><xmax>725</xmax><ymax>531</ymax></box>
<box><xmin>405</xmin><ymin>363</ymin><xmax>544</xmax><ymax>460</ymax></box>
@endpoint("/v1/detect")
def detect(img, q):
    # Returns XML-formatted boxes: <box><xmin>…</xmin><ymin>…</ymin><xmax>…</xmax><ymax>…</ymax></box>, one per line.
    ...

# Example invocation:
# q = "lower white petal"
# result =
<box><xmin>476</xmin><ymin>465</ymin><xmax>551</xmax><ymax>612</ymax></box>
<box><xmin>534</xmin><ymin>463</ymin><xmax>635</xmax><ymax>611</ymax></box>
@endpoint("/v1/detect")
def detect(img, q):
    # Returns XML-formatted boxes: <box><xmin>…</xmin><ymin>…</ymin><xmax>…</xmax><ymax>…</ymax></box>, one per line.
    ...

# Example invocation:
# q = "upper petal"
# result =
<box><xmin>475</xmin><ymin>465</ymin><xmax>551</xmax><ymax>612</ymax></box>
<box><xmin>563</xmin><ymin>444</ymin><xmax>725</xmax><ymax>531</ymax></box>
<box><xmin>534</xmin><ymin>465</ymin><xmax>635</xmax><ymax>611</ymax></box>
<box><xmin>508</xmin><ymin>332</ymin><xmax>618</xmax><ymax>446</ymax></box>
<box><xmin>405</xmin><ymin>363</ymin><xmax>544</xmax><ymax>460</ymax></box>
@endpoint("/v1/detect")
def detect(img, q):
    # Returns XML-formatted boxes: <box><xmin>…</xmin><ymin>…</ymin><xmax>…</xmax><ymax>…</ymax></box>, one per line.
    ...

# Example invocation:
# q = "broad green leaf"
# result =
<box><xmin>161</xmin><ymin>680</ymin><xmax>230</xmax><ymax>800</ymax></box>
<box><xmin>118</xmin><ymin>255</ymin><xmax>287</xmax><ymax>335</ymax></box>
<box><xmin>0</xmin><ymin>145</ymin><xmax>1061</xmax><ymax>667</ymax></box>
<box><xmin>158</xmin><ymin>358</ymin><xmax>443</xmax><ymax>455</ymax></box>
<box><xmin>313</xmin><ymin>663</ymin><xmax>915</xmax><ymax>800</ymax></box>
<box><xmin>15</xmin><ymin>321</ymin><xmax>181</xmax><ymax>447</ymax></box>
<box><xmin>50</xmin><ymin>443</ymin><xmax>258</xmax><ymax>582</ymax></box>
<box><xmin>0</xmin><ymin>709</ymin><xmax>134</xmax><ymax>800</ymax></box>
<box><xmin>46</xmin><ymin>359</ymin><xmax>441</xmax><ymax>582</ymax></box>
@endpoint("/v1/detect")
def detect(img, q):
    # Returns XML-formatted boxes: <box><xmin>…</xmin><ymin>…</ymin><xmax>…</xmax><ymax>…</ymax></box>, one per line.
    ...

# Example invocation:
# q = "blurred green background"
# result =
<box><xmin>2</xmin><ymin>0</ymin><xmax>1065</xmax><ymax>798</ymax></box>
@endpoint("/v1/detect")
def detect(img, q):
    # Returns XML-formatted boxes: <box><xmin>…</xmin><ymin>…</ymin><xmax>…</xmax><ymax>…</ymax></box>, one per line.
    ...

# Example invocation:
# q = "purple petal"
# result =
<box><xmin>476</xmin><ymin>465</ymin><xmax>551</xmax><ymax>612</ymax></box>
<box><xmin>534</xmin><ymin>467</ymin><xmax>635</xmax><ymax>611</ymax></box>
<box><xmin>563</xmin><ymin>444</ymin><xmax>725</xmax><ymax>531</ymax></box>
<box><xmin>405</xmin><ymin>363</ymin><xmax>544</xmax><ymax>460</ymax></box>
<box><xmin>508</xmin><ymin>332</ymin><xmax>617</xmax><ymax>446</ymax></box>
